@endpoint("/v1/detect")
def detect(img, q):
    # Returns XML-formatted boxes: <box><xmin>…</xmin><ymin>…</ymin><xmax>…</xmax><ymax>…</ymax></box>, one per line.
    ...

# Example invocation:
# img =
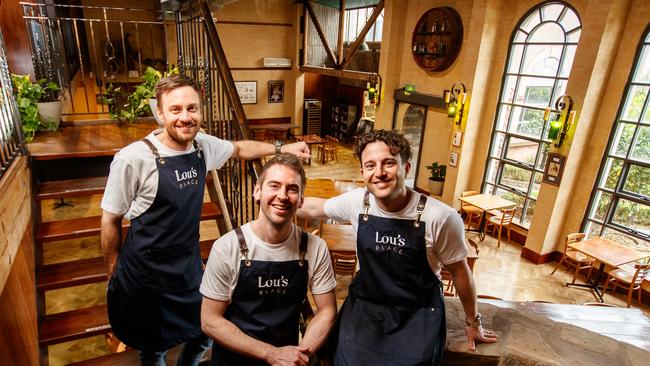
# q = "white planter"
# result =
<box><xmin>38</xmin><ymin>101</ymin><xmax>62</xmax><ymax>131</ymax></box>
<box><xmin>429</xmin><ymin>179</ymin><xmax>444</xmax><ymax>196</ymax></box>
<box><xmin>149</xmin><ymin>98</ymin><xmax>163</xmax><ymax>125</ymax></box>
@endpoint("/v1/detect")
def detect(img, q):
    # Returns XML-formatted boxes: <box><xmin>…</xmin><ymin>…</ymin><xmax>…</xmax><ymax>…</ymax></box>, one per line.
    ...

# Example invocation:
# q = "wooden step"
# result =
<box><xmin>40</xmin><ymin>305</ymin><xmax>110</xmax><ymax>346</ymax></box>
<box><xmin>36</xmin><ymin>176</ymin><xmax>108</xmax><ymax>200</ymax></box>
<box><xmin>67</xmin><ymin>344</ymin><xmax>206</xmax><ymax>366</ymax></box>
<box><xmin>37</xmin><ymin>257</ymin><xmax>107</xmax><ymax>291</ymax></box>
<box><xmin>37</xmin><ymin>202</ymin><xmax>222</xmax><ymax>242</ymax></box>
<box><xmin>200</xmin><ymin>239</ymin><xmax>215</xmax><ymax>262</ymax></box>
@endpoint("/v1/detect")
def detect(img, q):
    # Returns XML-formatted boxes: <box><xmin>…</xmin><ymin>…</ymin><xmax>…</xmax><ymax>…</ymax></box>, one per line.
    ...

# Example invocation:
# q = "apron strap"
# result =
<box><xmin>234</xmin><ymin>227</ymin><xmax>252</xmax><ymax>267</ymax></box>
<box><xmin>362</xmin><ymin>190</ymin><xmax>371</xmax><ymax>221</ymax></box>
<box><xmin>299</xmin><ymin>230</ymin><xmax>308</xmax><ymax>267</ymax></box>
<box><xmin>141</xmin><ymin>138</ymin><xmax>165</xmax><ymax>165</ymax></box>
<box><xmin>414</xmin><ymin>193</ymin><xmax>427</xmax><ymax>228</ymax></box>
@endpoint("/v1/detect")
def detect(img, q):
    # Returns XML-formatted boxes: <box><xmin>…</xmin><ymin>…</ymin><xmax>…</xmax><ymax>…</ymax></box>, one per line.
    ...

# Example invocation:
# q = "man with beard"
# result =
<box><xmin>200</xmin><ymin>154</ymin><xmax>337</xmax><ymax>366</ymax></box>
<box><xmin>100</xmin><ymin>74</ymin><xmax>310</xmax><ymax>365</ymax></box>
<box><xmin>298</xmin><ymin>129</ymin><xmax>498</xmax><ymax>365</ymax></box>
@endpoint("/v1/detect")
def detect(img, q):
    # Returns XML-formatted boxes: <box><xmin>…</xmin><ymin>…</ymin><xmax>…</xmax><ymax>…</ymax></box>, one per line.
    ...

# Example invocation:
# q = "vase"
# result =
<box><xmin>38</xmin><ymin>101</ymin><xmax>62</xmax><ymax>131</ymax></box>
<box><xmin>149</xmin><ymin>98</ymin><xmax>163</xmax><ymax>125</ymax></box>
<box><xmin>429</xmin><ymin>179</ymin><xmax>444</xmax><ymax>196</ymax></box>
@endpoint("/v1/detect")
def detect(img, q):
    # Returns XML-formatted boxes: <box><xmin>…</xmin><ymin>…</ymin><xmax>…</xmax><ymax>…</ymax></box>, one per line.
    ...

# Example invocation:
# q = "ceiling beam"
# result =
<box><xmin>340</xmin><ymin>0</ymin><xmax>383</xmax><ymax>70</ymax></box>
<box><xmin>336</xmin><ymin>0</ymin><xmax>346</xmax><ymax>65</ymax></box>
<box><xmin>301</xmin><ymin>65</ymin><xmax>380</xmax><ymax>82</ymax></box>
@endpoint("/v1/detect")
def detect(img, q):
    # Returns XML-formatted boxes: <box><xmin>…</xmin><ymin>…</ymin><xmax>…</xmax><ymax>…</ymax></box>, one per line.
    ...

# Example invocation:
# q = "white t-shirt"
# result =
<box><xmin>101</xmin><ymin>130</ymin><xmax>234</xmax><ymax>219</ymax></box>
<box><xmin>324</xmin><ymin>188</ymin><xmax>467</xmax><ymax>276</ymax></box>
<box><xmin>200</xmin><ymin>223</ymin><xmax>337</xmax><ymax>301</ymax></box>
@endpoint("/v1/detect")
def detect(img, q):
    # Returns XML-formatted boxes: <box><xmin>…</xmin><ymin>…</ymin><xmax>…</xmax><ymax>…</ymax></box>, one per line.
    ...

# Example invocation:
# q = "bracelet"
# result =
<box><xmin>465</xmin><ymin>313</ymin><xmax>482</xmax><ymax>328</ymax></box>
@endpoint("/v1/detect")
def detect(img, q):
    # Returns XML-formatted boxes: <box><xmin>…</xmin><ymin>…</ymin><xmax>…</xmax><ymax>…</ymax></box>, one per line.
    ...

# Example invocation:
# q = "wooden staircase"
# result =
<box><xmin>34</xmin><ymin>171</ymin><xmax>223</xmax><ymax>364</ymax></box>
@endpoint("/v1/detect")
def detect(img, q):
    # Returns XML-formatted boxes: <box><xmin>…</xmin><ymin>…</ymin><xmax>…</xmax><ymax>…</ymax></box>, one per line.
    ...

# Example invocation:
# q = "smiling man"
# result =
<box><xmin>100</xmin><ymin>74</ymin><xmax>310</xmax><ymax>366</ymax></box>
<box><xmin>200</xmin><ymin>154</ymin><xmax>337</xmax><ymax>366</ymax></box>
<box><xmin>298</xmin><ymin>129</ymin><xmax>497</xmax><ymax>365</ymax></box>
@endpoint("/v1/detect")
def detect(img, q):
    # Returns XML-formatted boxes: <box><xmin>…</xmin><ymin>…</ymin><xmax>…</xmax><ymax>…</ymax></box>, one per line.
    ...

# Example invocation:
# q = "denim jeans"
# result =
<box><xmin>139</xmin><ymin>335</ymin><xmax>212</xmax><ymax>366</ymax></box>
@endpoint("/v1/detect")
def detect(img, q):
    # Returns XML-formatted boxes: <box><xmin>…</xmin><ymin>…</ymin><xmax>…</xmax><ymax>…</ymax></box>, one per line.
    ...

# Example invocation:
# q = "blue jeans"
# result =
<box><xmin>139</xmin><ymin>335</ymin><xmax>212</xmax><ymax>366</ymax></box>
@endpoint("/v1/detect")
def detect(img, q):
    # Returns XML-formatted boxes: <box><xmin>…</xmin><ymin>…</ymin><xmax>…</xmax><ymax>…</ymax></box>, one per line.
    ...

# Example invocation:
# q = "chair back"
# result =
<box><xmin>331</xmin><ymin>251</ymin><xmax>357</xmax><ymax>278</ymax></box>
<box><xmin>498</xmin><ymin>207</ymin><xmax>516</xmax><ymax>226</ymax></box>
<box><xmin>564</xmin><ymin>232</ymin><xmax>586</xmax><ymax>255</ymax></box>
<box><xmin>326</xmin><ymin>135</ymin><xmax>339</xmax><ymax>149</ymax></box>
<box><xmin>632</xmin><ymin>263</ymin><xmax>650</xmax><ymax>285</ymax></box>
<box><xmin>460</xmin><ymin>190</ymin><xmax>478</xmax><ymax>209</ymax></box>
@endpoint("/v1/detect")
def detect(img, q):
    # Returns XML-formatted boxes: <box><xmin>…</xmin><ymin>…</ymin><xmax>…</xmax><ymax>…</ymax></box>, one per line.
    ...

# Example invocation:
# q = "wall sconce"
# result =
<box><xmin>443</xmin><ymin>81</ymin><xmax>467</xmax><ymax>125</ymax></box>
<box><xmin>543</xmin><ymin>95</ymin><xmax>575</xmax><ymax>148</ymax></box>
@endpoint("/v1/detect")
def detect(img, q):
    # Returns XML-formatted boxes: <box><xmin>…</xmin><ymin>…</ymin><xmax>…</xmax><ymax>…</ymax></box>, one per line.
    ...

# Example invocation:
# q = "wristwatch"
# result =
<box><xmin>465</xmin><ymin>313</ymin><xmax>482</xmax><ymax>328</ymax></box>
<box><xmin>274</xmin><ymin>140</ymin><xmax>283</xmax><ymax>155</ymax></box>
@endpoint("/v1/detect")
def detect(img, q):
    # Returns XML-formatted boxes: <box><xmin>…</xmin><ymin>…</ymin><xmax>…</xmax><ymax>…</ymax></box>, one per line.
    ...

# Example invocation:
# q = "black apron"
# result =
<box><xmin>211</xmin><ymin>226</ymin><xmax>309</xmax><ymax>366</ymax></box>
<box><xmin>334</xmin><ymin>191</ymin><xmax>445</xmax><ymax>366</ymax></box>
<box><xmin>107</xmin><ymin>138</ymin><xmax>206</xmax><ymax>352</ymax></box>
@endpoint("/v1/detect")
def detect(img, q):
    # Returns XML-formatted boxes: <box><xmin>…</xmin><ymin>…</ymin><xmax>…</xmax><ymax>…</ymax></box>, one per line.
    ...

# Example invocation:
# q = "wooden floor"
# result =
<box><xmin>34</xmin><ymin>136</ymin><xmax>650</xmax><ymax>365</ymax></box>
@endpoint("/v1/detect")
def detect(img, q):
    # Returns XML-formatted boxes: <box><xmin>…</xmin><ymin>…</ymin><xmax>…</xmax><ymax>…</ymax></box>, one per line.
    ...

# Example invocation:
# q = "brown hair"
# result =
<box><xmin>154</xmin><ymin>74</ymin><xmax>201</xmax><ymax>107</ymax></box>
<box><xmin>354</xmin><ymin>129</ymin><xmax>412</xmax><ymax>164</ymax></box>
<box><xmin>258</xmin><ymin>153</ymin><xmax>307</xmax><ymax>191</ymax></box>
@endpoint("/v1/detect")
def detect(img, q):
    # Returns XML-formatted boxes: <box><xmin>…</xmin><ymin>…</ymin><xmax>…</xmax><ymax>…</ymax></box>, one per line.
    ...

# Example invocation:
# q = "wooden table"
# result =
<box><xmin>479</xmin><ymin>299</ymin><xmax>650</xmax><ymax>351</ymax></box>
<box><xmin>249</xmin><ymin>123</ymin><xmax>299</xmax><ymax>140</ymax></box>
<box><xmin>568</xmin><ymin>236</ymin><xmax>649</xmax><ymax>302</ymax></box>
<box><xmin>304</xmin><ymin>179</ymin><xmax>363</xmax><ymax>199</ymax></box>
<box><xmin>458</xmin><ymin>194</ymin><xmax>516</xmax><ymax>240</ymax></box>
<box><xmin>293</xmin><ymin>134</ymin><xmax>326</xmax><ymax>165</ymax></box>
<box><xmin>319</xmin><ymin>223</ymin><xmax>356</xmax><ymax>254</ymax></box>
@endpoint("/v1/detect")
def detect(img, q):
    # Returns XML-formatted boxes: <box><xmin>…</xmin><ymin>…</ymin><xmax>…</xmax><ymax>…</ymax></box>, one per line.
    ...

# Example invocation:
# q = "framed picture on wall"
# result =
<box><xmin>268</xmin><ymin>80</ymin><xmax>284</xmax><ymax>103</ymax></box>
<box><xmin>452</xmin><ymin>131</ymin><xmax>463</xmax><ymax>147</ymax></box>
<box><xmin>542</xmin><ymin>152</ymin><xmax>566</xmax><ymax>186</ymax></box>
<box><xmin>234</xmin><ymin>81</ymin><xmax>257</xmax><ymax>104</ymax></box>
<box><xmin>449</xmin><ymin>152</ymin><xmax>459</xmax><ymax>167</ymax></box>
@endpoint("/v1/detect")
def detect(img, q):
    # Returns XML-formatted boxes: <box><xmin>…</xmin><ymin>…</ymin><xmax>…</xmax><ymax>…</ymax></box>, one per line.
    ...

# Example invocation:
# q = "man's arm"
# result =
<box><xmin>296</xmin><ymin>197</ymin><xmax>329</xmax><ymax>219</ymax></box>
<box><xmin>445</xmin><ymin>259</ymin><xmax>498</xmax><ymax>351</ymax></box>
<box><xmin>201</xmin><ymin>297</ymin><xmax>310</xmax><ymax>366</ymax></box>
<box><xmin>299</xmin><ymin>290</ymin><xmax>337</xmax><ymax>357</ymax></box>
<box><xmin>100</xmin><ymin>210</ymin><xmax>124</xmax><ymax>277</ymax></box>
<box><xmin>231</xmin><ymin>140</ymin><xmax>311</xmax><ymax>160</ymax></box>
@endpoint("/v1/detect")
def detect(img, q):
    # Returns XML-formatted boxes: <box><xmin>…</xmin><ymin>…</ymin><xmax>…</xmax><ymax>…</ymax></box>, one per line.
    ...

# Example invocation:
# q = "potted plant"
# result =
<box><xmin>11</xmin><ymin>74</ymin><xmax>61</xmax><ymax>141</ymax></box>
<box><xmin>426</xmin><ymin>161</ymin><xmax>447</xmax><ymax>196</ymax></box>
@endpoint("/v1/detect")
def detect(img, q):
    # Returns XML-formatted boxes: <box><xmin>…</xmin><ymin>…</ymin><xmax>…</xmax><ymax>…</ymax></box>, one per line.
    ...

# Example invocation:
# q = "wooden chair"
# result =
<box><xmin>330</xmin><ymin>251</ymin><xmax>357</xmax><ymax>278</ymax></box>
<box><xmin>603</xmin><ymin>262</ymin><xmax>650</xmax><ymax>308</ymax></box>
<box><xmin>459</xmin><ymin>191</ymin><xmax>482</xmax><ymax>229</ymax></box>
<box><xmin>549</xmin><ymin>233</ymin><xmax>594</xmax><ymax>284</ymax></box>
<box><xmin>440</xmin><ymin>238</ymin><xmax>480</xmax><ymax>297</ymax></box>
<box><xmin>317</xmin><ymin>135</ymin><xmax>338</xmax><ymax>164</ymax></box>
<box><xmin>485</xmin><ymin>206</ymin><xmax>516</xmax><ymax>247</ymax></box>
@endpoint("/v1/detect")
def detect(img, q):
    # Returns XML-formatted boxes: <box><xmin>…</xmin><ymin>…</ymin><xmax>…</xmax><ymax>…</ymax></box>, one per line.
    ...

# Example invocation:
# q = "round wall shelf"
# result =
<box><xmin>411</xmin><ymin>7</ymin><xmax>463</xmax><ymax>72</ymax></box>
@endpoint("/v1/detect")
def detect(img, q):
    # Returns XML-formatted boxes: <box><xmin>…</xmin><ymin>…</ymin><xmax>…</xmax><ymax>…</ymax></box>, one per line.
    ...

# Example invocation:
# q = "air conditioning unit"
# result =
<box><xmin>263</xmin><ymin>57</ymin><xmax>292</xmax><ymax>68</ymax></box>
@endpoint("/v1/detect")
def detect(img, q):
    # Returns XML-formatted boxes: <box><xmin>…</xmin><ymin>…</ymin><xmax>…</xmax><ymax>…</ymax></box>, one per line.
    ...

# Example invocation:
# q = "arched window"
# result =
<box><xmin>482</xmin><ymin>2</ymin><xmax>581</xmax><ymax>226</ymax></box>
<box><xmin>582</xmin><ymin>28</ymin><xmax>650</xmax><ymax>250</ymax></box>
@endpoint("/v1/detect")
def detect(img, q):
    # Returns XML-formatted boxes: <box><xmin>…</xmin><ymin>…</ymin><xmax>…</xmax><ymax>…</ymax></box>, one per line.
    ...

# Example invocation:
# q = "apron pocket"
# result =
<box><xmin>144</xmin><ymin>243</ymin><xmax>199</xmax><ymax>290</ymax></box>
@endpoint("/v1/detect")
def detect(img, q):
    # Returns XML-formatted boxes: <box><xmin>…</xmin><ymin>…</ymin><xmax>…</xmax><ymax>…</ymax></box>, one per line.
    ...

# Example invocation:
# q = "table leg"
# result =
<box><xmin>464</xmin><ymin>211</ymin><xmax>487</xmax><ymax>241</ymax></box>
<box><xmin>566</xmin><ymin>262</ymin><xmax>605</xmax><ymax>302</ymax></box>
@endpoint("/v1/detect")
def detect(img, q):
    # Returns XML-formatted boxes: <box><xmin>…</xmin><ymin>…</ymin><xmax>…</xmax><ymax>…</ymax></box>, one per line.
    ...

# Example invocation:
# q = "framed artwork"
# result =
<box><xmin>449</xmin><ymin>152</ymin><xmax>459</xmax><ymax>167</ymax></box>
<box><xmin>234</xmin><ymin>81</ymin><xmax>257</xmax><ymax>104</ymax></box>
<box><xmin>452</xmin><ymin>131</ymin><xmax>463</xmax><ymax>147</ymax></box>
<box><xmin>268</xmin><ymin>80</ymin><xmax>284</xmax><ymax>103</ymax></box>
<box><xmin>543</xmin><ymin>152</ymin><xmax>566</xmax><ymax>186</ymax></box>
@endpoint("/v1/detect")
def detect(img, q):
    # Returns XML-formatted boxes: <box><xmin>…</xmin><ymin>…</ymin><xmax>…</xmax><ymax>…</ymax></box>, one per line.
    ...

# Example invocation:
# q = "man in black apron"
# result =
<box><xmin>200</xmin><ymin>154</ymin><xmax>337</xmax><ymax>366</ymax></box>
<box><xmin>298</xmin><ymin>130</ymin><xmax>498</xmax><ymax>365</ymax></box>
<box><xmin>100</xmin><ymin>75</ymin><xmax>310</xmax><ymax>365</ymax></box>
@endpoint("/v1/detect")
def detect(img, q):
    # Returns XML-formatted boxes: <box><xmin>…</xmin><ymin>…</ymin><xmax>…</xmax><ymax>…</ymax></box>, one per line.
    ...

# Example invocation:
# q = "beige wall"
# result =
<box><xmin>374</xmin><ymin>0</ymin><xmax>647</xmax><ymax>258</ymax></box>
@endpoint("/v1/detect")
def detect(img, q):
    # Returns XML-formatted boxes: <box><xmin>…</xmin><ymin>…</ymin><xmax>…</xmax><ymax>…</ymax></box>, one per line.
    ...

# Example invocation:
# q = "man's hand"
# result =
<box><xmin>465</xmin><ymin>325</ymin><xmax>498</xmax><ymax>351</ymax></box>
<box><xmin>282</xmin><ymin>141</ymin><xmax>311</xmax><ymax>159</ymax></box>
<box><xmin>266</xmin><ymin>345</ymin><xmax>311</xmax><ymax>366</ymax></box>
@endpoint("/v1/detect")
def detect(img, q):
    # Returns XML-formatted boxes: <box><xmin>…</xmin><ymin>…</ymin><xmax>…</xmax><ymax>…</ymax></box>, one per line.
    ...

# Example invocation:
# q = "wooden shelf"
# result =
<box><xmin>411</xmin><ymin>7</ymin><xmax>463</xmax><ymax>72</ymax></box>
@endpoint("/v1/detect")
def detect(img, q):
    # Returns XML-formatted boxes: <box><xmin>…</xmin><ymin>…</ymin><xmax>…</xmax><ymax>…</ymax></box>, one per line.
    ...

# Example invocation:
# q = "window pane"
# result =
<box><xmin>490</xmin><ymin>132</ymin><xmax>506</xmax><ymax>157</ymax></box>
<box><xmin>630</xmin><ymin>126</ymin><xmax>650</xmax><ymax>163</ymax></box>
<box><xmin>558</xmin><ymin>7</ymin><xmax>580</xmax><ymax>32</ymax></box>
<box><xmin>600</xmin><ymin>158</ymin><xmax>622</xmax><ymax>190</ymax></box>
<box><xmin>495</xmin><ymin>105</ymin><xmax>512</xmax><ymax>131</ymax></box>
<box><xmin>501</xmin><ymin>76</ymin><xmax>517</xmax><ymax>103</ymax></box>
<box><xmin>500</xmin><ymin>163</ymin><xmax>532</xmax><ymax>193</ymax></box>
<box><xmin>520</xmin><ymin>11</ymin><xmax>540</xmax><ymax>33</ymax></box>
<box><xmin>536</xmin><ymin>145</ymin><xmax>549</xmax><ymax>170</ymax></box>
<box><xmin>514</xmin><ymin>76</ymin><xmax>554</xmax><ymax>104</ymax></box>
<box><xmin>528</xmin><ymin>22</ymin><xmax>565</xmax><ymax>43</ymax></box>
<box><xmin>508</xmin><ymin>106</ymin><xmax>545</xmax><ymax>138</ymax></box>
<box><xmin>541</xmin><ymin>4</ymin><xmax>564</xmax><ymax>22</ymax></box>
<box><xmin>485</xmin><ymin>159</ymin><xmax>499</xmax><ymax>184</ymax></box>
<box><xmin>603</xmin><ymin>227</ymin><xmax>650</xmax><ymax>254</ymax></box>
<box><xmin>623</xmin><ymin>164</ymin><xmax>650</xmax><ymax>197</ymax></box>
<box><xmin>559</xmin><ymin>45</ymin><xmax>576</xmax><ymax>77</ymax></box>
<box><xmin>521</xmin><ymin>45</ymin><xmax>564</xmax><ymax>76</ymax></box>
<box><xmin>552</xmin><ymin>79</ymin><xmax>568</xmax><ymax>101</ymax></box>
<box><xmin>621</xmin><ymin>85</ymin><xmax>649</xmax><ymax>122</ymax></box>
<box><xmin>589</xmin><ymin>190</ymin><xmax>611</xmax><ymax>222</ymax></box>
<box><xmin>633</xmin><ymin>46</ymin><xmax>650</xmax><ymax>83</ymax></box>
<box><xmin>585</xmin><ymin>221</ymin><xmax>603</xmax><ymax>238</ymax></box>
<box><xmin>495</xmin><ymin>188</ymin><xmax>525</xmax><ymax>220</ymax></box>
<box><xmin>612</xmin><ymin>198</ymin><xmax>650</xmax><ymax>236</ymax></box>
<box><xmin>484</xmin><ymin>183</ymin><xmax>496</xmax><ymax>195</ymax></box>
<box><xmin>523</xmin><ymin>198</ymin><xmax>535</xmax><ymax>225</ymax></box>
<box><xmin>505</xmin><ymin>137</ymin><xmax>539</xmax><ymax>166</ymax></box>
<box><xmin>566</xmin><ymin>29</ymin><xmax>581</xmax><ymax>43</ymax></box>
<box><xmin>611</xmin><ymin>122</ymin><xmax>635</xmax><ymax>157</ymax></box>
<box><xmin>507</xmin><ymin>45</ymin><xmax>524</xmax><ymax>73</ymax></box>
<box><xmin>513</xmin><ymin>30</ymin><xmax>527</xmax><ymax>42</ymax></box>
<box><xmin>531</xmin><ymin>172</ymin><xmax>542</xmax><ymax>199</ymax></box>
